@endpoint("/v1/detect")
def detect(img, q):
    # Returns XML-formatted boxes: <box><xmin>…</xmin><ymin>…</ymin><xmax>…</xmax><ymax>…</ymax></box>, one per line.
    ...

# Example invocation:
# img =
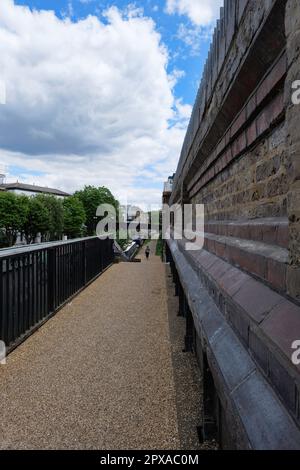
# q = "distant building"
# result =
<box><xmin>0</xmin><ymin>182</ymin><xmax>70</xmax><ymax>199</ymax></box>
<box><xmin>0</xmin><ymin>171</ymin><xmax>5</xmax><ymax>188</ymax></box>
<box><xmin>122</xmin><ymin>205</ymin><xmax>144</xmax><ymax>223</ymax></box>
<box><xmin>162</xmin><ymin>174</ymin><xmax>174</xmax><ymax>205</ymax></box>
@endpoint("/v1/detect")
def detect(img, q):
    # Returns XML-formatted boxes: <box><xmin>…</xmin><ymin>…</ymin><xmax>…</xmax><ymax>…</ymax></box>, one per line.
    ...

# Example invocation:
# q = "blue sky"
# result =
<box><xmin>14</xmin><ymin>0</ymin><xmax>212</xmax><ymax>105</ymax></box>
<box><xmin>0</xmin><ymin>0</ymin><xmax>222</xmax><ymax>207</ymax></box>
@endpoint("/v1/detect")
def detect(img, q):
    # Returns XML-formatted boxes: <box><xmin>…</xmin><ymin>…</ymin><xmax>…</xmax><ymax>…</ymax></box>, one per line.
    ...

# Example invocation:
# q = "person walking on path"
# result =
<box><xmin>145</xmin><ymin>245</ymin><xmax>150</xmax><ymax>260</ymax></box>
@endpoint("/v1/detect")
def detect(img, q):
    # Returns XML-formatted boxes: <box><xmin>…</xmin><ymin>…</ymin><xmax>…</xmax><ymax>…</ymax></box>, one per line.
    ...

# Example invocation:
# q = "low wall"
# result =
<box><xmin>167</xmin><ymin>0</ymin><xmax>300</xmax><ymax>449</ymax></box>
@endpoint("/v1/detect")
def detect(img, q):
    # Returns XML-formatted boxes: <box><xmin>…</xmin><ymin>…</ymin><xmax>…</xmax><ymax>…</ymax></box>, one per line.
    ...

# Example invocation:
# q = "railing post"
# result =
<box><xmin>184</xmin><ymin>299</ymin><xmax>194</xmax><ymax>353</ymax></box>
<box><xmin>0</xmin><ymin>260</ymin><xmax>3</xmax><ymax>342</ymax></box>
<box><xmin>82</xmin><ymin>240</ymin><xmax>87</xmax><ymax>286</ymax></box>
<box><xmin>47</xmin><ymin>247</ymin><xmax>56</xmax><ymax>314</ymax></box>
<box><xmin>100</xmin><ymin>239</ymin><xmax>103</xmax><ymax>273</ymax></box>
<box><xmin>178</xmin><ymin>283</ymin><xmax>184</xmax><ymax>317</ymax></box>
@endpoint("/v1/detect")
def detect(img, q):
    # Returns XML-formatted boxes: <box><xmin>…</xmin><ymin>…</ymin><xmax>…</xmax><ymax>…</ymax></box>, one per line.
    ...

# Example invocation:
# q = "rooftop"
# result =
<box><xmin>0</xmin><ymin>182</ymin><xmax>71</xmax><ymax>197</ymax></box>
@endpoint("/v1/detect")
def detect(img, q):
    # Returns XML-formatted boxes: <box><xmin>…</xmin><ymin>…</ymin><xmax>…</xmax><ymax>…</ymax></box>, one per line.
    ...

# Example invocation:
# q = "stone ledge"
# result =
<box><xmin>205</xmin><ymin>217</ymin><xmax>288</xmax><ymax>248</ymax></box>
<box><xmin>183</xmin><ymin>243</ymin><xmax>300</xmax><ymax>420</ymax></box>
<box><xmin>204</xmin><ymin>231</ymin><xmax>288</xmax><ymax>292</ymax></box>
<box><xmin>168</xmin><ymin>238</ymin><xmax>300</xmax><ymax>449</ymax></box>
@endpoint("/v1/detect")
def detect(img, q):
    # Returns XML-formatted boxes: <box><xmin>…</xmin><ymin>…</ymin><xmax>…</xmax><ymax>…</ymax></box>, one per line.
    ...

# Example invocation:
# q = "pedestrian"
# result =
<box><xmin>145</xmin><ymin>245</ymin><xmax>150</xmax><ymax>260</ymax></box>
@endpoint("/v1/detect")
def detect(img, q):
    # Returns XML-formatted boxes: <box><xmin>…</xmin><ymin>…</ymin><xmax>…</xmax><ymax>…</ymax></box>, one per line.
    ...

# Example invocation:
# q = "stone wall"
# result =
<box><xmin>286</xmin><ymin>0</ymin><xmax>300</xmax><ymax>298</ymax></box>
<box><xmin>192</xmin><ymin>123</ymin><xmax>287</xmax><ymax>221</ymax></box>
<box><xmin>166</xmin><ymin>0</ymin><xmax>300</xmax><ymax>449</ymax></box>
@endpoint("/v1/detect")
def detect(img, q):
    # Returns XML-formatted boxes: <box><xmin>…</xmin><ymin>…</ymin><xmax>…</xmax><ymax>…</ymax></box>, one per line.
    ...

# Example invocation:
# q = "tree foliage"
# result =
<box><xmin>23</xmin><ymin>196</ymin><xmax>50</xmax><ymax>244</ymax></box>
<box><xmin>36</xmin><ymin>194</ymin><xmax>64</xmax><ymax>241</ymax></box>
<box><xmin>0</xmin><ymin>185</ymin><xmax>119</xmax><ymax>247</ymax></box>
<box><xmin>0</xmin><ymin>192</ymin><xmax>28</xmax><ymax>246</ymax></box>
<box><xmin>63</xmin><ymin>196</ymin><xmax>86</xmax><ymax>239</ymax></box>
<box><xmin>75</xmin><ymin>186</ymin><xmax>119</xmax><ymax>236</ymax></box>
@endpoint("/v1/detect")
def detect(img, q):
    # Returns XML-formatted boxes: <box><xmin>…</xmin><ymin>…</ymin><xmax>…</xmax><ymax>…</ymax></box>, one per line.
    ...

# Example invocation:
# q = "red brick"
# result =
<box><xmin>239</xmin><ymin>249</ymin><xmax>265</xmax><ymax>278</ymax></box>
<box><xmin>226</xmin><ymin>245</ymin><xmax>243</xmax><ymax>267</ymax></box>
<box><xmin>232</xmin><ymin>132</ymin><xmax>246</xmax><ymax>158</ymax></box>
<box><xmin>220</xmin><ymin>154</ymin><xmax>227</xmax><ymax>172</ymax></box>
<box><xmin>225</xmin><ymin>130</ymin><xmax>231</xmax><ymax>147</ymax></box>
<box><xmin>277</xmin><ymin>224</ymin><xmax>289</xmax><ymax>248</ymax></box>
<box><xmin>208</xmin><ymin>257</ymin><xmax>231</xmax><ymax>282</ymax></box>
<box><xmin>243</xmin><ymin>251</ymin><xmax>267</xmax><ymax>279</ymax></box>
<box><xmin>225</xmin><ymin>245</ymin><xmax>266</xmax><ymax>280</ymax></box>
<box><xmin>255</xmin><ymin>56</ymin><xmax>286</xmax><ymax>107</ymax></box>
<box><xmin>227</xmin><ymin>224</ymin><xmax>237</xmax><ymax>238</ymax></box>
<box><xmin>267</xmin><ymin>53</ymin><xmax>287</xmax><ymax>94</ymax></box>
<box><xmin>237</xmin><ymin>131</ymin><xmax>247</xmax><ymax>154</ymax></box>
<box><xmin>262</xmin><ymin>300</ymin><xmax>300</xmax><ymax>364</ymax></box>
<box><xmin>257</xmin><ymin>78</ymin><xmax>270</xmax><ymax>105</ymax></box>
<box><xmin>262</xmin><ymin>224</ymin><xmax>278</xmax><ymax>245</ymax></box>
<box><xmin>256</xmin><ymin>111</ymin><xmax>269</xmax><ymax>136</ymax></box>
<box><xmin>204</xmin><ymin>223</ymin><xmax>212</xmax><ymax>234</ymax></box>
<box><xmin>203</xmin><ymin>237</ymin><xmax>209</xmax><ymax>250</ymax></box>
<box><xmin>219</xmin><ymin>266</ymin><xmax>249</xmax><ymax>297</ymax></box>
<box><xmin>249</xmin><ymin>223</ymin><xmax>263</xmax><ymax>242</ymax></box>
<box><xmin>233</xmin><ymin>278</ymin><xmax>283</xmax><ymax>323</ymax></box>
<box><xmin>246</xmin><ymin>94</ymin><xmax>257</xmax><ymax>119</ymax></box>
<box><xmin>268</xmin><ymin>92</ymin><xmax>284</xmax><ymax>124</ymax></box>
<box><xmin>225</xmin><ymin>148</ymin><xmax>232</xmax><ymax>165</ymax></box>
<box><xmin>231</xmin><ymin>108</ymin><xmax>246</xmax><ymax>138</ymax></box>
<box><xmin>206</xmin><ymin>237</ymin><xmax>216</xmax><ymax>253</ymax></box>
<box><xmin>214</xmin><ymin>240</ymin><xmax>228</xmax><ymax>259</ymax></box>
<box><xmin>216</xmin><ymin>137</ymin><xmax>226</xmax><ymax>157</ymax></box>
<box><xmin>267</xmin><ymin>259</ymin><xmax>287</xmax><ymax>291</ymax></box>
<box><xmin>197</xmin><ymin>250</ymin><xmax>218</xmax><ymax>270</ymax></box>
<box><xmin>246</xmin><ymin>120</ymin><xmax>257</xmax><ymax>146</ymax></box>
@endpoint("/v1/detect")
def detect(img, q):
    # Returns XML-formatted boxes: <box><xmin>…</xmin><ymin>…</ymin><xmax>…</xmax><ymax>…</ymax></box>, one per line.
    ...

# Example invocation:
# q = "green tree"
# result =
<box><xmin>63</xmin><ymin>196</ymin><xmax>86</xmax><ymax>239</ymax></box>
<box><xmin>0</xmin><ymin>192</ymin><xmax>29</xmax><ymax>246</ymax></box>
<box><xmin>75</xmin><ymin>186</ymin><xmax>119</xmax><ymax>236</ymax></box>
<box><xmin>23</xmin><ymin>196</ymin><xmax>50</xmax><ymax>244</ymax></box>
<box><xmin>36</xmin><ymin>194</ymin><xmax>64</xmax><ymax>241</ymax></box>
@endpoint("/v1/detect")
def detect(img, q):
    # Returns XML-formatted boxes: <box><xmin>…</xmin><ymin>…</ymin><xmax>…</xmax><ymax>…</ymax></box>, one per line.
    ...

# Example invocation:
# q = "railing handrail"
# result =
<box><xmin>0</xmin><ymin>236</ymin><xmax>114</xmax><ymax>351</ymax></box>
<box><xmin>0</xmin><ymin>235</ymin><xmax>104</xmax><ymax>258</ymax></box>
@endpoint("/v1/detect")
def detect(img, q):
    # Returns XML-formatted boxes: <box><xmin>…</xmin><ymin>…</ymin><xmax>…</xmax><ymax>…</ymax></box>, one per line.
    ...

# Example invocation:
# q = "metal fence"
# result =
<box><xmin>0</xmin><ymin>237</ymin><xmax>114</xmax><ymax>350</ymax></box>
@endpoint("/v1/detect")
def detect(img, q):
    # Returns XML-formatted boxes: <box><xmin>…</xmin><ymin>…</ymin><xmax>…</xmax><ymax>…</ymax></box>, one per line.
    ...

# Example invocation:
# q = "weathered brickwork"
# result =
<box><xmin>166</xmin><ymin>0</ymin><xmax>300</xmax><ymax>449</ymax></box>
<box><xmin>285</xmin><ymin>0</ymin><xmax>300</xmax><ymax>298</ymax></box>
<box><xmin>192</xmin><ymin>123</ymin><xmax>288</xmax><ymax>221</ymax></box>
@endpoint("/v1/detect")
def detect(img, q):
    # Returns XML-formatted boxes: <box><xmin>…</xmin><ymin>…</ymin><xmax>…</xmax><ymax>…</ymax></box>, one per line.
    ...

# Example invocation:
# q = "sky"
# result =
<box><xmin>0</xmin><ymin>0</ymin><xmax>223</xmax><ymax>208</ymax></box>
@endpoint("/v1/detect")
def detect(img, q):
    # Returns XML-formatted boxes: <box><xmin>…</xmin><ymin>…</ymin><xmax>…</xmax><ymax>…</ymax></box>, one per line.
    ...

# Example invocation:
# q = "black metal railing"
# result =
<box><xmin>0</xmin><ymin>237</ymin><xmax>114</xmax><ymax>350</ymax></box>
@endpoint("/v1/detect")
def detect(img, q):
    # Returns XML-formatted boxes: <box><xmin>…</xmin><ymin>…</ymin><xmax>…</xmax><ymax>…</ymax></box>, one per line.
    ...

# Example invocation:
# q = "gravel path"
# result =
<box><xmin>0</xmin><ymin>241</ymin><xmax>181</xmax><ymax>450</ymax></box>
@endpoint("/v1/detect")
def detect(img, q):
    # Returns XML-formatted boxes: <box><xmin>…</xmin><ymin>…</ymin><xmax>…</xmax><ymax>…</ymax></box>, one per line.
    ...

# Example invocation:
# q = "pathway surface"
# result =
<box><xmin>0</xmin><ymin>242</ymin><xmax>182</xmax><ymax>449</ymax></box>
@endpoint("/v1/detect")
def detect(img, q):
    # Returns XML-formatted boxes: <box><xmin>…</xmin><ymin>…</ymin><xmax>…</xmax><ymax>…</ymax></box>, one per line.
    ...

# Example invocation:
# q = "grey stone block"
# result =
<box><xmin>232</xmin><ymin>371</ymin><xmax>300</xmax><ymax>449</ymax></box>
<box><xmin>209</xmin><ymin>327</ymin><xmax>256</xmax><ymax>392</ymax></box>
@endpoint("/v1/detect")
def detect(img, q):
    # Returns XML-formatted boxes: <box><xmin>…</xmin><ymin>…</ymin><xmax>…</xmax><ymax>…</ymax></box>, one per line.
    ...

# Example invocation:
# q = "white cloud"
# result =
<box><xmin>0</xmin><ymin>0</ymin><xmax>188</xmax><ymax>206</ymax></box>
<box><xmin>0</xmin><ymin>79</ymin><xmax>6</xmax><ymax>105</ymax></box>
<box><xmin>177</xmin><ymin>22</ymin><xmax>214</xmax><ymax>55</ymax></box>
<box><xmin>166</xmin><ymin>0</ymin><xmax>223</xmax><ymax>26</ymax></box>
<box><xmin>174</xmin><ymin>99</ymin><xmax>192</xmax><ymax>121</ymax></box>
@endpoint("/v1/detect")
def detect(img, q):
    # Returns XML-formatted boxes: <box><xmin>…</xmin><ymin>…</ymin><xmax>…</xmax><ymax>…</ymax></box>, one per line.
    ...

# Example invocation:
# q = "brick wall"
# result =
<box><xmin>286</xmin><ymin>0</ymin><xmax>300</xmax><ymax>298</ymax></box>
<box><xmin>192</xmin><ymin>123</ymin><xmax>288</xmax><ymax>221</ymax></box>
<box><xmin>166</xmin><ymin>0</ymin><xmax>300</xmax><ymax>449</ymax></box>
<box><xmin>170</xmin><ymin>0</ymin><xmax>295</xmax><ymax>298</ymax></box>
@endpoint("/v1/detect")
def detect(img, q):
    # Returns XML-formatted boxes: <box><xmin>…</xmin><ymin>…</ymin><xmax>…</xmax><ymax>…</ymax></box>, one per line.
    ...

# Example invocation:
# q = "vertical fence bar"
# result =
<box><xmin>48</xmin><ymin>247</ymin><xmax>55</xmax><ymax>315</ymax></box>
<box><xmin>82</xmin><ymin>240</ymin><xmax>86</xmax><ymax>286</ymax></box>
<box><xmin>0</xmin><ymin>259</ymin><xmax>3</xmax><ymax>342</ymax></box>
